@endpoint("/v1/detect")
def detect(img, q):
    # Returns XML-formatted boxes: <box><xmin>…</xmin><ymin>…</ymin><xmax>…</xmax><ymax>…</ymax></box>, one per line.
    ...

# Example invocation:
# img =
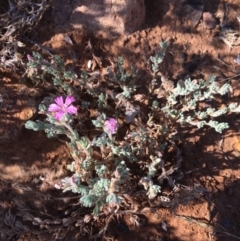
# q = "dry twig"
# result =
<box><xmin>0</xmin><ymin>0</ymin><xmax>49</xmax><ymax>69</ymax></box>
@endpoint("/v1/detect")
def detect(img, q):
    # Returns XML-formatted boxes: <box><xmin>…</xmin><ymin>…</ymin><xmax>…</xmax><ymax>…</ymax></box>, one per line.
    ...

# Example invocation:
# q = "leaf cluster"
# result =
<box><xmin>25</xmin><ymin>41</ymin><xmax>240</xmax><ymax>215</ymax></box>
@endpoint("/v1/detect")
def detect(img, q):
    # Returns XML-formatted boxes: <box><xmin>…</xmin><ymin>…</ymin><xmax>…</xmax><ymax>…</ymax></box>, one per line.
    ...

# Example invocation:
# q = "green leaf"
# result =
<box><xmin>229</xmin><ymin>103</ymin><xmax>240</xmax><ymax>112</ymax></box>
<box><xmin>218</xmin><ymin>83</ymin><xmax>230</xmax><ymax>95</ymax></box>
<box><xmin>195</xmin><ymin>111</ymin><xmax>208</xmax><ymax>119</ymax></box>
<box><xmin>208</xmin><ymin>107</ymin><xmax>228</xmax><ymax>117</ymax></box>
<box><xmin>93</xmin><ymin>179</ymin><xmax>110</xmax><ymax>196</ymax></box>
<box><xmin>80</xmin><ymin>194</ymin><xmax>97</xmax><ymax>207</ymax></box>
<box><xmin>115</xmin><ymin>161</ymin><xmax>129</xmax><ymax>183</ymax></box>
<box><xmin>95</xmin><ymin>165</ymin><xmax>109</xmax><ymax>178</ymax></box>
<box><xmin>197</xmin><ymin>121</ymin><xmax>206</xmax><ymax>129</ymax></box>
<box><xmin>209</xmin><ymin>81</ymin><xmax>219</xmax><ymax>94</ymax></box>
<box><xmin>91</xmin><ymin>134</ymin><xmax>108</xmax><ymax>147</ymax></box>
<box><xmin>75</xmin><ymin>185</ymin><xmax>89</xmax><ymax>195</ymax></box>
<box><xmin>160</xmin><ymin>40</ymin><xmax>168</xmax><ymax>50</ymax></box>
<box><xmin>93</xmin><ymin>200</ymin><xmax>105</xmax><ymax>215</ymax></box>
<box><xmin>148</xmin><ymin>156</ymin><xmax>162</xmax><ymax>176</ymax></box>
<box><xmin>184</xmin><ymin>78</ymin><xmax>199</xmax><ymax>92</ymax></box>
<box><xmin>82</xmin><ymin>158</ymin><xmax>93</xmax><ymax>170</ymax></box>
<box><xmin>207</xmin><ymin>121</ymin><xmax>229</xmax><ymax>133</ymax></box>
<box><xmin>64</xmin><ymin>70</ymin><xmax>76</xmax><ymax>80</ymax></box>
<box><xmin>25</xmin><ymin>120</ymin><xmax>45</xmax><ymax>131</ymax></box>
<box><xmin>207</xmin><ymin>75</ymin><xmax>216</xmax><ymax>84</ymax></box>
<box><xmin>147</xmin><ymin>184</ymin><xmax>161</xmax><ymax>199</ymax></box>
<box><xmin>92</xmin><ymin>120</ymin><xmax>102</xmax><ymax>128</ymax></box>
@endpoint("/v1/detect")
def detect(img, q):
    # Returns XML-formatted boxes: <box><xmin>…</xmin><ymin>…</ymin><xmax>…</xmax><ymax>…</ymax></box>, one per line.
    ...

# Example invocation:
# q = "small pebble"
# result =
<box><xmin>202</xmin><ymin>12</ymin><xmax>217</xmax><ymax>29</ymax></box>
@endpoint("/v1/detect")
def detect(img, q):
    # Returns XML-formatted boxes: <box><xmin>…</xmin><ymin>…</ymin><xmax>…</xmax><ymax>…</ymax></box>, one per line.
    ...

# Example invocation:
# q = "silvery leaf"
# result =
<box><xmin>229</xmin><ymin>103</ymin><xmax>240</xmax><ymax>112</ymax></box>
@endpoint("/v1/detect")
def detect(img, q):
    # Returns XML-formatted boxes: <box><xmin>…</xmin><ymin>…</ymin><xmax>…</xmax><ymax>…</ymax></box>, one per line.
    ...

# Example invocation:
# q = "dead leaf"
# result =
<box><xmin>83</xmin><ymin>214</ymin><xmax>92</xmax><ymax>223</ymax></box>
<box><xmin>161</xmin><ymin>76</ymin><xmax>174</xmax><ymax>92</ymax></box>
<box><xmin>154</xmin><ymin>87</ymin><xmax>166</xmax><ymax>98</ymax></box>
<box><xmin>133</xmin><ymin>94</ymin><xmax>146</xmax><ymax>102</ymax></box>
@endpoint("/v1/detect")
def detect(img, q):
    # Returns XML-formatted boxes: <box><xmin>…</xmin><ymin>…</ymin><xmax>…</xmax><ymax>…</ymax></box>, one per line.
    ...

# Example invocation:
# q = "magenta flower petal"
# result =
<box><xmin>105</xmin><ymin>118</ymin><xmax>118</xmax><ymax>134</ymax></box>
<box><xmin>48</xmin><ymin>103</ymin><xmax>61</xmax><ymax>112</ymax></box>
<box><xmin>65</xmin><ymin>95</ymin><xmax>76</xmax><ymax>106</ymax></box>
<box><xmin>55</xmin><ymin>96</ymin><xmax>64</xmax><ymax>106</ymax></box>
<box><xmin>48</xmin><ymin>95</ymin><xmax>78</xmax><ymax>120</ymax></box>
<box><xmin>66</xmin><ymin>105</ymin><xmax>77</xmax><ymax>114</ymax></box>
<box><xmin>54</xmin><ymin>110</ymin><xmax>65</xmax><ymax>120</ymax></box>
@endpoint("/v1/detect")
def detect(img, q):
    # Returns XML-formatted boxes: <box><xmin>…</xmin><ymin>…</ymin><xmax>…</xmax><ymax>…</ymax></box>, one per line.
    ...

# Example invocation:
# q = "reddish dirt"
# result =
<box><xmin>1</xmin><ymin>0</ymin><xmax>240</xmax><ymax>240</ymax></box>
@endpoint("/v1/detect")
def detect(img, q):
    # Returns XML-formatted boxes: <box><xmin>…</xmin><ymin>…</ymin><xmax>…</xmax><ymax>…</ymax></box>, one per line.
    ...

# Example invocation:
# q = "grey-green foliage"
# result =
<box><xmin>25</xmin><ymin>118</ymin><xmax>74</xmax><ymax>138</ymax></box>
<box><xmin>141</xmin><ymin>155</ymin><xmax>162</xmax><ymax>199</ymax></box>
<box><xmin>150</xmin><ymin>41</ymin><xmax>168</xmax><ymax>76</ymax></box>
<box><xmin>27</xmin><ymin>52</ymin><xmax>76</xmax><ymax>95</ymax></box>
<box><xmin>159</xmin><ymin>75</ymin><xmax>240</xmax><ymax>133</ymax></box>
<box><xmin>150</xmin><ymin>40</ymin><xmax>168</xmax><ymax>89</ymax></box>
<box><xmin>98</xmin><ymin>93</ymin><xmax>108</xmax><ymax>108</ymax></box>
<box><xmin>229</xmin><ymin>103</ymin><xmax>240</xmax><ymax>112</ymax></box>
<box><xmin>92</xmin><ymin>113</ymin><xmax>106</xmax><ymax>128</ymax></box>
<box><xmin>80</xmin><ymin>160</ymin><xmax>129</xmax><ymax>214</ymax></box>
<box><xmin>26</xmin><ymin>101</ymin><xmax>129</xmax><ymax>214</ymax></box>
<box><xmin>59</xmin><ymin>160</ymin><xmax>128</xmax><ymax>215</ymax></box>
<box><xmin>107</xmin><ymin>56</ymin><xmax>138</xmax><ymax>99</ymax></box>
<box><xmin>140</xmin><ymin>176</ymin><xmax>161</xmax><ymax>200</ymax></box>
<box><xmin>25</xmin><ymin>40</ymin><xmax>240</xmax><ymax>215</ymax></box>
<box><xmin>91</xmin><ymin>133</ymin><xmax>108</xmax><ymax>146</ymax></box>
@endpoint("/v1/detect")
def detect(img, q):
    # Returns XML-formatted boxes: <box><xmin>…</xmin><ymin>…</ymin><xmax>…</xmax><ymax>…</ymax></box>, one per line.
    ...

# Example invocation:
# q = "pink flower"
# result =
<box><xmin>48</xmin><ymin>96</ymin><xmax>77</xmax><ymax>120</ymax></box>
<box><xmin>105</xmin><ymin>118</ymin><xmax>118</xmax><ymax>134</ymax></box>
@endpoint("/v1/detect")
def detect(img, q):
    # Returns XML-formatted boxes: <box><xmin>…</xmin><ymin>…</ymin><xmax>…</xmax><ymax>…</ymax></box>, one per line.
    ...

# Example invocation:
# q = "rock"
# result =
<box><xmin>177</xmin><ymin>0</ymin><xmax>205</xmax><ymax>29</ymax></box>
<box><xmin>70</xmin><ymin>0</ymin><xmax>145</xmax><ymax>37</ymax></box>
<box><xmin>202</xmin><ymin>12</ymin><xmax>217</xmax><ymax>29</ymax></box>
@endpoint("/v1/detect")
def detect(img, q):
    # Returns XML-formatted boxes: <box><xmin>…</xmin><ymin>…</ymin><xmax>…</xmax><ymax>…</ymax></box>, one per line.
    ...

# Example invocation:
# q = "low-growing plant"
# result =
<box><xmin>25</xmin><ymin>41</ymin><xmax>240</xmax><ymax>217</ymax></box>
